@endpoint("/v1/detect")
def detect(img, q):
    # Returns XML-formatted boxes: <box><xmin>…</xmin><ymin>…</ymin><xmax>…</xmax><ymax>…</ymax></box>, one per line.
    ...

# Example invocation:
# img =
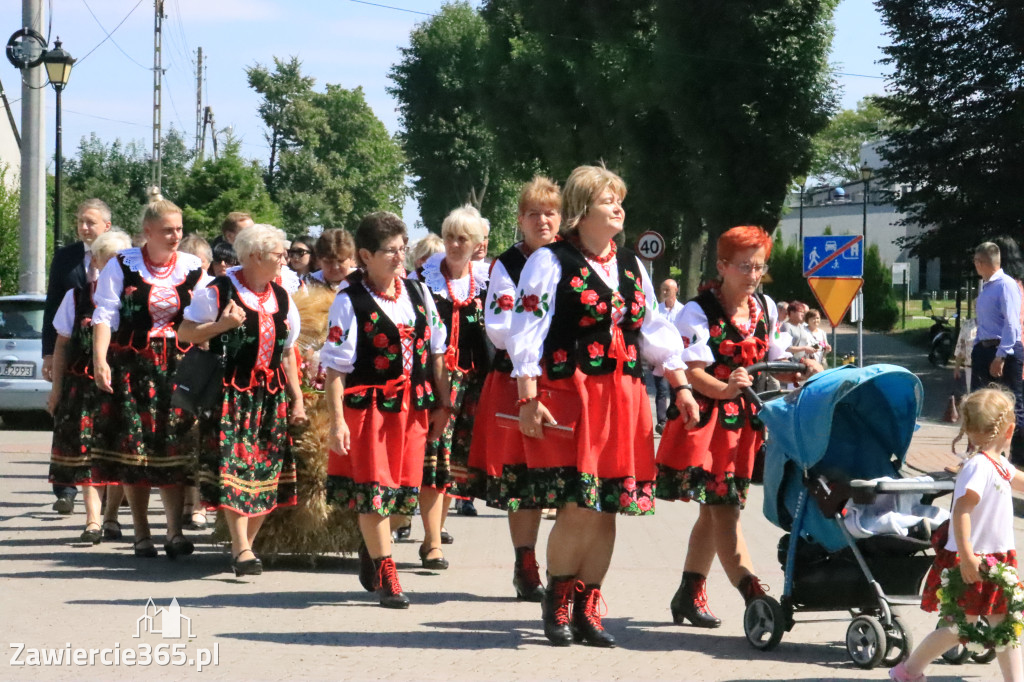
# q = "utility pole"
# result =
<box><xmin>19</xmin><ymin>0</ymin><xmax>46</xmax><ymax>294</ymax></box>
<box><xmin>194</xmin><ymin>47</ymin><xmax>202</xmax><ymax>155</ymax></box>
<box><xmin>151</xmin><ymin>0</ymin><xmax>165</xmax><ymax>193</ymax></box>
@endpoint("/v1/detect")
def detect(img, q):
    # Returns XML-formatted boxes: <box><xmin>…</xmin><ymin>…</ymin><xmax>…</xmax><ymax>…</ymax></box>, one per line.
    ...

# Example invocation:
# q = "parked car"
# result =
<box><xmin>0</xmin><ymin>294</ymin><xmax>50</xmax><ymax>427</ymax></box>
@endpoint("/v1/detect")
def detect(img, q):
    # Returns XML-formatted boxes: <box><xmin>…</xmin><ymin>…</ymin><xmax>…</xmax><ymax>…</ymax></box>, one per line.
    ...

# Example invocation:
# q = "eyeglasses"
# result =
<box><xmin>269</xmin><ymin>251</ymin><xmax>288</xmax><ymax>261</ymax></box>
<box><xmin>288</xmin><ymin>248</ymin><xmax>311</xmax><ymax>257</ymax></box>
<box><xmin>726</xmin><ymin>261</ymin><xmax>769</xmax><ymax>275</ymax></box>
<box><xmin>377</xmin><ymin>246</ymin><xmax>408</xmax><ymax>257</ymax></box>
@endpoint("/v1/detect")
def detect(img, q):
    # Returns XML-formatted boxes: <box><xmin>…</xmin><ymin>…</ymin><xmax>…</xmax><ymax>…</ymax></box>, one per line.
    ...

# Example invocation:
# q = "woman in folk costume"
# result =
<box><xmin>507</xmin><ymin>165</ymin><xmax>699</xmax><ymax>647</ymax></box>
<box><xmin>323</xmin><ymin>212</ymin><xmax>450</xmax><ymax>608</ymax></box>
<box><xmin>91</xmin><ymin>199</ymin><xmax>205</xmax><ymax>559</ymax></box>
<box><xmin>178</xmin><ymin>224</ymin><xmax>306</xmax><ymax>576</ymax></box>
<box><xmin>47</xmin><ymin>229</ymin><xmax>132</xmax><ymax>543</ymax></box>
<box><xmin>468</xmin><ymin>176</ymin><xmax>561</xmax><ymax>601</ymax></box>
<box><xmin>415</xmin><ymin>205</ymin><xmax>491</xmax><ymax>570</ymax></box>
<box><xmin>656</xmin><ymin>225</ymin><xmax>820</xmax><ymax>628</ymax></box>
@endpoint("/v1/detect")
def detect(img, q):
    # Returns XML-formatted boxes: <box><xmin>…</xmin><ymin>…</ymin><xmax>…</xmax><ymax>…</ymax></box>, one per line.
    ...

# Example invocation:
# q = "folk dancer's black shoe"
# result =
<box><xmin>164</xmin><ymin>534</ymin><xmax>195</xmax><ymax>560</ymax></box>
<box><xmin>133</xmin><ymin>537</ymin><xmax>158</xmax><ymax>558</ymax></box>
<box><xmin>541</xmin><ymin>575</ymin><xmax>576</xmax><ymax>646</ymax></box>
<box><xmin>419</xmin><ymin>545</ymin><xmax>449</xmax><ymax>570</ymax></box>
<box><xmin>571</xmin><ymin>583</ymin><xmax>616</xmax><ymax>648</ymax></box>
<box><xmin>737</xmin><ymin>574</ymin><xmax>770</xmax><ymax>606</ymax></box>
<box><xmin>376</xmin><ymin>557</ymin><xmax>410</xmax><ymax>609</ymax></box>
<box><xmin>80</xmin><ymin>523</ymin><xmax>102</xmax><ymax>545</ymax></box>
<box><xmin>232</xmin><ymin>549</ymin><xmax>263</xmax><ymax>577</ymax></box>
<box><xmin>512</xmin><ymin>546</ymin><xmax>545</xmax><ymax>602</ymax></box>
<box><xmin>358</xmin><ymin>543</ymin><xmax>379</xmax><ymax>592</ymax></box>
<box><xmin>670</xmin><ymin>571</ymin><xmax>722</xmax><ymax>628</ymax></box>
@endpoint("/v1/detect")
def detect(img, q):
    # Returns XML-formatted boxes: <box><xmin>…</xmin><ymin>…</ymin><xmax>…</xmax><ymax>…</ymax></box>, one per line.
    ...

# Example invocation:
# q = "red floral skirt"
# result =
<box><xmin>468</xmin><ymin>369</ymin><xmax>525</xmax><ymax>478</ymax></box>
<box><xmin>525</xmin><ymin>369</ymin><xmax>655</xmax><ymax>481</ymax></box>
<box><xmin>921</xmin><ymin>548</ymin><xmax>1018</xmax><ymax>615</ymax></box>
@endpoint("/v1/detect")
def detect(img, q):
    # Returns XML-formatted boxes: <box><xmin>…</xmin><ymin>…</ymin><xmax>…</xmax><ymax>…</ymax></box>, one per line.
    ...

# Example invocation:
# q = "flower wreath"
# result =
<box><xmin>937</xmin><ymin>559</ymin><xmax>1024</xmax><ymax>652</ymax></box>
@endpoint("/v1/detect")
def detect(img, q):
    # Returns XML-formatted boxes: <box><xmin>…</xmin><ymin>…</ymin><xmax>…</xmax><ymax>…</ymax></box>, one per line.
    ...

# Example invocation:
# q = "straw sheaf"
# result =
<box><xmin>293</xmin><ymin>286</ymin><xmax>336</xmax><ymax>354</ymax></box>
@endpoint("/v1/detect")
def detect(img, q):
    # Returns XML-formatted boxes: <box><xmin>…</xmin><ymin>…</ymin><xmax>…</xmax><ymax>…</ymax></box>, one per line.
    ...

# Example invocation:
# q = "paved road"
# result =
<box><xmin>2</xmin><ymin>429</ymin><xmax>1018</xmax><ymax>681</ymax></box>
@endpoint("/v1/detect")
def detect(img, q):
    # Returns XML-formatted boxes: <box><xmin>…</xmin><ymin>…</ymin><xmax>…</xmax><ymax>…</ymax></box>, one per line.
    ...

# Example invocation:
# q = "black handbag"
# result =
<box><xmin>171</xmin><ymin>343</ymin><xmax>225</xmax><ymax>416</ymax></box>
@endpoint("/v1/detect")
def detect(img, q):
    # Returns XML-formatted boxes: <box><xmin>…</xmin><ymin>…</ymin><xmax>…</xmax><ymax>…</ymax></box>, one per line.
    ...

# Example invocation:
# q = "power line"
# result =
<box><xmin>348</xmin><ymin>0</ymin><xmax>434</xmax><ymax>17</ymax></box>
<box><xmin>171</xmin><ymin>0</ymin><xmax>195</xmax><ymax>67</ymax></box>
<box><xmin>162</xmin><ymin>71</ymin><xmax>189</xmax><ymax>135</ymax></box>
<box><xmin>80</xmin><ymin>0</ymin><xmax>150</xmax><ymax>70</ymax></box>
<box><xmin>76</xmin><ymin>0</ymin><xmax>147</xmax><ymax>65</ymax></box>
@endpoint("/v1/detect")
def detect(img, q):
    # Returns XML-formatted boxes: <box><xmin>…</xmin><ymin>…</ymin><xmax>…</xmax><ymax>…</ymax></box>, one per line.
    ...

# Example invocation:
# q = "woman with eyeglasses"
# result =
<box><xmin>178</xmin><ymin>224</ymin><xmax>306</xmax><ymax>576</ymax></box>
<box><xmin>322</xmin><ymin>212</ymin><xmax>450</xmax><ymax>608</ymax></box>
<box><xmin>507</xmin><ymin>166</ymin><xmax>699</xmax><ymax>647</ymax></box>
<box><xmin>415</xmin><ymin>205</ymin><xmax>491</xmax><ymax>571</ymax></box>
<box><xmin>287</xmin><ymin>235</ymin><xmax>318</xmax><ymax>278</ymax></box>
<box><xmin>655</xmin><ymin>225</ymin><xmax>820</xmax><ymax>630</ymax></box>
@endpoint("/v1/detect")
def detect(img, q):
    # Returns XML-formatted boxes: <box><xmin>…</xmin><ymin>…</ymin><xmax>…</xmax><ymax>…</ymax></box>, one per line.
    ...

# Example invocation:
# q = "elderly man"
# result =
<box><xmin>652</xmin><ymin>278</ymin><xmax>683</xmax><ymax>434</ymax></box>
<box><xmin>972</xmin><ymin>242</ymin><xmax>1022</xmax><ymax>401</ymax></box>
<box><xmin>42</xmin><ymin>199</ymin><xmax>113</xmax><ymax>513</ymax></box>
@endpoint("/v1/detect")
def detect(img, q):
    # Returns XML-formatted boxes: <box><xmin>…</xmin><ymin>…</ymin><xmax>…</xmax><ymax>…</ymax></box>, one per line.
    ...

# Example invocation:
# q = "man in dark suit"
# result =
<box><xmin>42</xmin><ymin>198</ymin><xmax>112</xmax><ymax>514</ymax></box>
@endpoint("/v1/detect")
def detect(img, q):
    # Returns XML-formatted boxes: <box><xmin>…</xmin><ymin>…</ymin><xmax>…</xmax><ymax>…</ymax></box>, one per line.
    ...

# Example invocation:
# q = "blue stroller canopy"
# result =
<box><xmin>759</xmin><ymin>364</ymin><xmax>923</xmax><ymax>551</ymax></box>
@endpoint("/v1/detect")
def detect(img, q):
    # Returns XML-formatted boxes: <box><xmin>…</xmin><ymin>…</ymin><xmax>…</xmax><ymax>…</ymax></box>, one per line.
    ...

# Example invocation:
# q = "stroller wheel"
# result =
<box><xmin>972</xmin><ymin>647</ymin><xmax>998</xmax><ymax>664</ymax></box>
<box><xmin>743</xmin><ymin>596</ymin><xmax>785</xmax><ymax>651</ymax></box>
<box><xmin>846</xmin><ymin>615</ymin><xmax>887</xmax><ymax>669</ymax></box>
<box><xmin>882</xmin><ymin>616</ymin><xmax>913</xmax><ymax>666</ymax></box>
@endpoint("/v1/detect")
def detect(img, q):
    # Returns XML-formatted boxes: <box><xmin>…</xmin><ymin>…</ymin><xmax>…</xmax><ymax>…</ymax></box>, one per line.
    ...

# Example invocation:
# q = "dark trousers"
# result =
<box><xmin>53</xmin><ymin>484</ymin><xmax>77</xmax><ymax>500</ymax></box>
<box><xmin>653</xmin><ymin>374</ymin><xmax>670</xmax><ymax>425</ymax></box>
<box><xmin>971</xmin><ymin>342</ymin><xmax>1024</xmax><ymax>464</ymax></box>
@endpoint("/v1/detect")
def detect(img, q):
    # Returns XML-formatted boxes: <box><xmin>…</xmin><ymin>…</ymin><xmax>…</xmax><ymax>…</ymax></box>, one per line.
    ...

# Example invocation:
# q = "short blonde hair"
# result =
<box><xmin>955</xmin><ymin>387</ymin><xmax>1016</xmax><ymax>454</ymax></box>
<box><xmin>441</xmin><ymin>205</ymin><xmax>489</xmax><ymax>246</ymax></box>
<box><xmin>561</xmin><ymin>165</ymin><xmax>627</xmax><ymax>233</ymax></box>
<box><xmin>234</xmin><ymin>223</ymin><xmax>285</xmax><ymax>264</ymax></box>
<box><xmin>410</xmin><ymin>233</ymin><xmax>444</xmax><ymax>267</ymax></box>
<box><xmin>518</xmin><ymin>176</ymin><xmax>561</xmax><ymax>214</ymax></box>
<box><xmin>90</xmin><ymin>229</ymin><xmax>132</xmax><ymax>264</ymax></box>
<box><xmin>142</xmin><ymin>199</ymin><xmax>181</xmax><ymax>226</ymax></box>
<box><xmin>179</xmin><ymin>234</ymin><xmax>213</xmax><ymax>266</ymax></box>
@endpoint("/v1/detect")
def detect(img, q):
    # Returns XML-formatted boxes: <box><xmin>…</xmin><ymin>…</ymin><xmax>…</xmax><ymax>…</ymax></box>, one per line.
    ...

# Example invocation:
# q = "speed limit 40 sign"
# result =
<box><xmin>636</xmin><ymin>231</ymin><xmax>665</xmax><ymax>260</ymax></box>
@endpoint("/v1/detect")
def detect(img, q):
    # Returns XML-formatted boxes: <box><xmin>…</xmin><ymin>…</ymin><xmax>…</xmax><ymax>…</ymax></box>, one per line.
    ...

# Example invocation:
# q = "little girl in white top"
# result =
<box><xmin>892</xmin><ymin>388</ymin><xmax>1024</xmax><ymax>682</ymax></box>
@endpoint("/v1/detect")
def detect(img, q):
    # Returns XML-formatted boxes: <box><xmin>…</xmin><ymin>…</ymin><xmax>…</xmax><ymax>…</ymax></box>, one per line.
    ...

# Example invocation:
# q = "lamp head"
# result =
<box><xmin>859</xmin><ymin>162</ymin><xmax>873</xmax><ymax>182</ymax></box>
<box><xmin>43</xmin><ymin>39</ymin><xmax>74</xmax><ymax>90</ymax></box>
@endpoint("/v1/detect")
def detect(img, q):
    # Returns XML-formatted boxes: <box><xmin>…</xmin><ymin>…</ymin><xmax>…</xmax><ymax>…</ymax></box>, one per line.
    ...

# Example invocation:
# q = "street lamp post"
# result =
<box><xmin>858</xmin><ymin>162</ymin><xmax>872</xmax><ymax>368</ymax></box>
<box><xmin>43</xmin><ymin>39</ymin><xmax>74</xmax><ymax>250</ymax></box>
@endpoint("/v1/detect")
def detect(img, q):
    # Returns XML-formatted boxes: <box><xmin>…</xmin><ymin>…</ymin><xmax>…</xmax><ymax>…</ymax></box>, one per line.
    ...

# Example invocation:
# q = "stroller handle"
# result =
<box><xmin>741</xmin><ymin>361</ymin><xmax>808</xmax><ymax>409</ymax></box>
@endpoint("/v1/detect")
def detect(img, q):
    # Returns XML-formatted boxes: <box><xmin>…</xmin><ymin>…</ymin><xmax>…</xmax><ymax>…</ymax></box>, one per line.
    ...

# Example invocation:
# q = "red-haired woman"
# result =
<box><xmin>656</xmin><ymin>225</ymin><xmax>821</xmax><ymax>628</ymax></box>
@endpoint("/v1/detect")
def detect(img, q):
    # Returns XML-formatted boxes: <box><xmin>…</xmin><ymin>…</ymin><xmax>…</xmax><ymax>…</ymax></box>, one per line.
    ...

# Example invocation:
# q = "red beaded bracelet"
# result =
<box><xmin>516</xmin><ymin>396</ymin><xmax>538</xmax><ymax>407</ymax></box>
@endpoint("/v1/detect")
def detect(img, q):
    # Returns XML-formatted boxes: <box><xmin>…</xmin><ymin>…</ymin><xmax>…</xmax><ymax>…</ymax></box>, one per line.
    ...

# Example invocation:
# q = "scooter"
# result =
<box><xmin>928</xmin><ymin>314</ymin><xmax>955</xmax><ymax>366</ymax></box>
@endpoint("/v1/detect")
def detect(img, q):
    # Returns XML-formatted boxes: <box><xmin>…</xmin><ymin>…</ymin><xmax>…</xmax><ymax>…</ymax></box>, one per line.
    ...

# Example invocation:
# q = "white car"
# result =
<box><xmin>0</xmin><ymin>294</ymin><xmax>51</xmax><ymax>427</ymax></box>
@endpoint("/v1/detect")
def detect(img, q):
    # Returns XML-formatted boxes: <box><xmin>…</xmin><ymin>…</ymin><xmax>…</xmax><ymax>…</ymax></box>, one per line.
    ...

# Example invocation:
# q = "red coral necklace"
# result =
<box><xmin>716</xmin><ymin>289</ymin><xmax>759</xmax><ymax>339</ymax></box>
<box><xmin>142</xmin><ymin>246</ymin><xmax>177</xmax><ymax>278</ymax></box>
<box><xmin>980</xmin><ymin>451</ymin><xmax>1013</xmax><ymax>481</ymax></box>
<box><xmin>442</xmin><ymin>261</ymin><xmax>476</xmax><ymax>307</ymax></box>
<box><xmin>236</xmin><ymin>270</ymin><xmax>272</xmax><ymax>305</ymax></box>
<box><xmin>368</xmin><ymin>276</ymin><xmax>402</xmax><ymax>302</ymax></box>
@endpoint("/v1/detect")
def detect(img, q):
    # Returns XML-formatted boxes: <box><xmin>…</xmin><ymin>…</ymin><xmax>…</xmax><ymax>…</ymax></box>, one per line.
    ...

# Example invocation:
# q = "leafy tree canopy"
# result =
<box><xmin>808</xmin><ymin>97</ymin><xmax>895</xmax><ymax>185</ymax></box>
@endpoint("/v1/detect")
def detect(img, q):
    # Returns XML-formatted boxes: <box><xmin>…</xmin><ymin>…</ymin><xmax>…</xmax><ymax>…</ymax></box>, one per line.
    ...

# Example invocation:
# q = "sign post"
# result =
<box><xmin>804</xmin><ymin>235</ymin><xmax>865</xmax><ymax>366</ymax></box>
<box><xmin>635</xmin><ymin>231</ymin><xmax>665</xmax><ymax>280</ymax></box>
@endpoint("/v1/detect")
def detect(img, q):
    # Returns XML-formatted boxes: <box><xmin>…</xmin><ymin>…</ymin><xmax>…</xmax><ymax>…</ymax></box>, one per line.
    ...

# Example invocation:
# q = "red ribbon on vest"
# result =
<box><xmin>718</xmin><ymin>336</ymin><xmax>768</xmax><ymax>367</ymax></box>
<box><xmin>345</xmin><ymin>324</ymin><xmax>418</xmax><ymax>409</ymax></box>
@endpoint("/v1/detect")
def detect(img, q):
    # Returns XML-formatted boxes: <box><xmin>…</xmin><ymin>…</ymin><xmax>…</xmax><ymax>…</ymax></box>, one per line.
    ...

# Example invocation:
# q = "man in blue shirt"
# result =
<box><xmin>971</xmin><ymin>242</ymin><xmax>1023</xmax><ymax>405</ymax></box>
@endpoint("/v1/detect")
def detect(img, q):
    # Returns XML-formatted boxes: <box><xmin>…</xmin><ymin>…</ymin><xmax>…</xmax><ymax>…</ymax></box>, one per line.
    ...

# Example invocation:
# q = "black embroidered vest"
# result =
<box><xmin>66</xmin><ymin>286</ymin><xmax>96</xmax><ymax>376</ymax></box>
<box><xmin>692</xmin><ymin>289</ymin><xmax>771</xmax><ymax>431</ymax></box>
<box><xmin>541</xmin><ymin>241</ymin><xmax>645</xmax><ymax>380</ymax></box>
<box><xmin>491</xmin><ymin>244</ymin><xmax>529</xmax><ymax>373</ymax></box>
<box><xmin>111</xmin><ymin>255</ymin><xmax>202</xmax><ymax>351</ymax></box>
<box><xmin>207</xmin><ymin>277</ymin><xmax>290</xmax><ymax>392</ymax></box>
<box><xmin>430</xmin><ymin>277</ymin><xmax>490</xmax><ymax>375</ymax></box>
<box><xmin>343</xmin><ymin>274</ymin><xmax>437</xmax><ymax>412</ymax></box>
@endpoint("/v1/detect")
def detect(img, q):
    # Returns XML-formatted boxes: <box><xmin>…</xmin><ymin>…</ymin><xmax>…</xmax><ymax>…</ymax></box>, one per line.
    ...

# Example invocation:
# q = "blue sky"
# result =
<box><xmin>5</xmin><ymin>0</ymin><xmax>889</xmax><ymax>232</ymax></box>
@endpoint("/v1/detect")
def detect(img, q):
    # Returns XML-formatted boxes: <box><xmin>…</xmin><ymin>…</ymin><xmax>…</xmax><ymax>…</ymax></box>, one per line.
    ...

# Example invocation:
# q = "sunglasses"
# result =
<box><xmin>288</xmin><ymin>248</ymin><xmax>311</xmax><ymax>257</ymax></box>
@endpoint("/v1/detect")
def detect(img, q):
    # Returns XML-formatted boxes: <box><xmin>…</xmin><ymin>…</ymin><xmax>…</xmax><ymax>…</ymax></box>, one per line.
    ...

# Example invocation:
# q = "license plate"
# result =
<box><xmin>0</xmin><ymin>362</ymin><xmax>35</xmax><ymax>378</ymax></box>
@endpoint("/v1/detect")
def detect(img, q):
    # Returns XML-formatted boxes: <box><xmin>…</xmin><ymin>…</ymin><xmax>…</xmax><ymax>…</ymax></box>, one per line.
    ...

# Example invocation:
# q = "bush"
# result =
<box><xmin>863</xmin><ymin>243</ymin><xmax>899</xmax><ymax>331</ymax></box>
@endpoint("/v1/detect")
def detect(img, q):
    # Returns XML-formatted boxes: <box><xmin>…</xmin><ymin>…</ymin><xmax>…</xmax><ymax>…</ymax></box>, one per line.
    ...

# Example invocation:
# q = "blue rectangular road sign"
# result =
<box><xmin>803</xmin><ymin>235</ymin><xmax>863</xmax><ymax>277</ymax></box>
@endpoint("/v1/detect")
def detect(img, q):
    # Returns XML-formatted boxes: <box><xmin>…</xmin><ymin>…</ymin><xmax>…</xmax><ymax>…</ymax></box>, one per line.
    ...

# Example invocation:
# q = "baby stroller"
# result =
<box><xmin>747</xmin><ymin>363</ymin><xmax>955</xmax><ymax>669</ymax></box>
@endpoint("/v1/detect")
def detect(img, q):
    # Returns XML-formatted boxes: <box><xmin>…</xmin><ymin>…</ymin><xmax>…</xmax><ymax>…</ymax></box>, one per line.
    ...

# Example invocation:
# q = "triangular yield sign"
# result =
<box><xmin>808</xmin><ymin>277</ymin><xmax>864</xmax><ymax>327</ymax></box>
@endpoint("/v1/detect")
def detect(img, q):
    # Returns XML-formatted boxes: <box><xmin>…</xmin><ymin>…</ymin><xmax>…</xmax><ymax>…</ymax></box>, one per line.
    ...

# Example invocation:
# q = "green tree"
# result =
<box><xmin>178</xmin><ymin>137</ymin><xmax>282</xmax><ymax>239</ymax></box>
<box><xmin>764</xmin><ymin>233</ymin><xmax>813</xmax><ymax>306</ymax></box>
<box><xmin>388</xmin><ymin>1</ymin><xmax>525</xmax><ymax>236</ymax></box>
<box><xmin>863</xmin><ymin>243</ymin><xmax>899</xmax><ymax>331</ymax></box>
<box><xmin>875</xmin><ymin>0</ymin><xmax>1024</xmax><ymax>260</ymax></box>
<box><xmin>478</xmin><ymin>0</ymin><xmax>839</xmax><ymax>294</ymax></box>
<box><xmin>808</xmin><ymin>97</ymin><xmax>894</xmax><ymax>185</ymax></box>
<box><xmin>0</xmin><ymin>165</ymin><xmax>21</xmax><ymax>295</ymax></box>
<box><xmin>245</xmin><ymin>56</ymin><xmax>317</xmax><ymax>192</ymax></box>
